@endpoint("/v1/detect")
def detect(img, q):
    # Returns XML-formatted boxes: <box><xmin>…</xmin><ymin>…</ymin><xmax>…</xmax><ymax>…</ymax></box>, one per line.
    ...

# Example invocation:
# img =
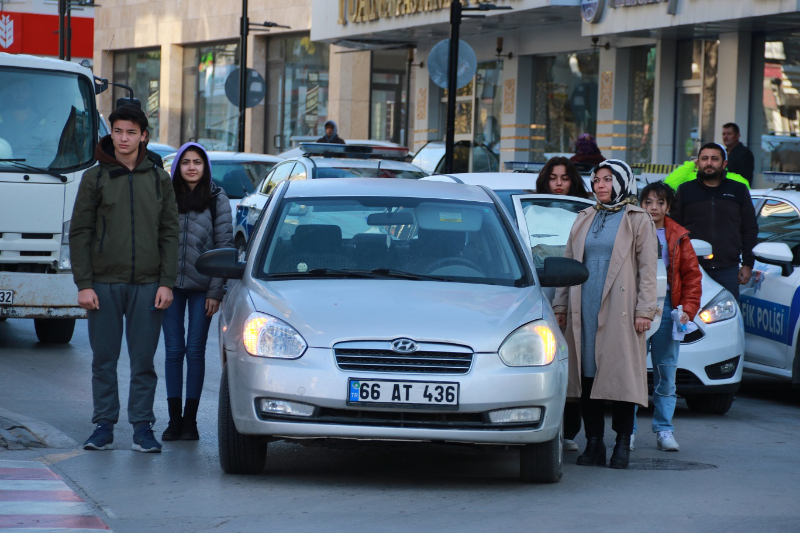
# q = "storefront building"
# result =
<box><xmin>92</xmin><ymin>0</ymin><xmax>375</xmax><ymax>152</ymax></box>
<box><xmin>314</xmin><ymin>0</ymin><xmax>800</xmax><ymax>184</ymax></box>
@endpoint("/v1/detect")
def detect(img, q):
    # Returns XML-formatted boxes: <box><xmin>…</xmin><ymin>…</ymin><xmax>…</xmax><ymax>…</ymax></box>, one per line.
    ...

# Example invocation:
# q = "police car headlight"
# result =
<box><xmin>242</xmin><ymin>313</ymin><xmax>307</xmax><ymax>358</ymax></box>
<box><xmin>498</xmin><ymin>321</ymin><xmax>557</xmax><ymax>367</ymax></box>
<box><xmin>699</xmin><ymin>290</ymin><xmax>737</xmax><ymax>324</ymax></box>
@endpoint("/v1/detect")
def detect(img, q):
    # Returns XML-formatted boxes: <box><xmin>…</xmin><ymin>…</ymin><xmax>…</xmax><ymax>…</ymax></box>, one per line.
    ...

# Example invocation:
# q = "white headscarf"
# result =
<box><xmin>591</xmin><ymin>159</ymin><xmax>637</xmax><ymax>212</ymax></box>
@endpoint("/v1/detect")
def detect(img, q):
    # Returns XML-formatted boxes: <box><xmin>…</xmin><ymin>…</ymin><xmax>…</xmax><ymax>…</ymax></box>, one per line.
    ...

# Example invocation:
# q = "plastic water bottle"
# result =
<box><xmin>677</xmin><ymin>304</ymin><xmax>687</xmax><ymax>332</ymax></box>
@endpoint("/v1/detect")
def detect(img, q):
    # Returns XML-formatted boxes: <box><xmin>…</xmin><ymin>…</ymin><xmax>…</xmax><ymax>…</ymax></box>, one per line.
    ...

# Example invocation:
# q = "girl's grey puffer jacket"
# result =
<box><xmin>175</xmin><ymin>185</ymin><xmax>234</xmax><ymax>300</ymax></box>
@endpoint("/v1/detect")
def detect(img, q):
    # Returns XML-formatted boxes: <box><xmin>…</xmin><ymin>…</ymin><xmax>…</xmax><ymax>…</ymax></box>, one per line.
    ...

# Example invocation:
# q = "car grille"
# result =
<box><xmin>260</xmin><ymin>407</ymin><xmax>541</xmax><ymax>431</ymax></box>
<box><xmin>680</xmin><ymin>328</ymin><xmax>705</xmax><ymax>344</ymax></box>
<box><xmin>334</xmin><ymin>341</ymin><xmax>473</xmax><ymax>374</ymax></box>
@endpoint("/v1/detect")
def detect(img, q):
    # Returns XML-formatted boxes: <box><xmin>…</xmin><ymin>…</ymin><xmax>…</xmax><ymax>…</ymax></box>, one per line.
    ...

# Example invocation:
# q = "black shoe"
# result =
<box><xmin>161</xmin><ymin>397</ymin><xmax>183</xmax><ymax>441</ymax></box>
<box><xmin>609</xmin><ymin>434</ymin><xmax>632</xmax><ymax>469</ymax></box>
<box><xmin>181</xmin><ymin>398</ymin><xmax>200</xmax><ymax>440</ymax></box>
<box><xmin>576</xmin><ymin>437</ymin><xmax>606</xmax><ymax>466</ymax></box>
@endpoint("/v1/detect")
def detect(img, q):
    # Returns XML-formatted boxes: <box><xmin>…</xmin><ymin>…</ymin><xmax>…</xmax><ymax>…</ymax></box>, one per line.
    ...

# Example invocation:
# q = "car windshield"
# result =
<box><xmin>314</xmin><ymin>166</ymin><xmax>426</xmax><ymax>180</ymax></box>
<box><xmin>257</xmin><ymin>196</ymin><xmax>528</xmax><ymax>287</ymax></box>
<box><xmin>0</xmin><ymin>67</ymin><xmax>96</xmax><ymax>171</ymax></box>
<box><xmin>212</xmin><ymin>161</ymin><xmax>276</xmax><ymax>199</ymax></box>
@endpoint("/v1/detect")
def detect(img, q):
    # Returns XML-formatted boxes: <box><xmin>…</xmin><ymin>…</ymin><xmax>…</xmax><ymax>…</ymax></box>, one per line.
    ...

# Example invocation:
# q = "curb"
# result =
<box><xmin>0</xmin><ymin>408</ymin><xmax>78</xmax><ymax>450</ymax></box>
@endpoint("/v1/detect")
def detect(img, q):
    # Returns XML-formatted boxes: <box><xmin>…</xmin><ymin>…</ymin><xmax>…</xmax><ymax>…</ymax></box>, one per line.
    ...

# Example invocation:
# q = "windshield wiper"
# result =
<box><xmin>369</xmin><ymin>268</ymin><xmax>449</xmax><ymax>282</ymax></box>
<box><xmin>265</xmin><ymin>268</ymin><xmax>380</xmax><ymax>279</ymax></box>
<box><xmin>0</xmin><ymin>159</ymin><xmax>68</xmax><ymax>183</ymax></box>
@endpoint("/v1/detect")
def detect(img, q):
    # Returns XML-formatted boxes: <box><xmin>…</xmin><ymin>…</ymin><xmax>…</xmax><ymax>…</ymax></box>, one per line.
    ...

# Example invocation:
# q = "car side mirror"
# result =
<box><xmin>690</xmin><ymin>239</ymin><xmax>712</xmax><ymax>259</ymax></box>
<box><xmin>196</xmin><ymin>248</ymin><xmax>245</xmax><ymax>280</ymax></box>
<box><xmin>537</xmin><ymin>257</ymin><xmax>589</xmax><ymax>288</ymax></box>
<box><xmin>753</xmin><ymin>242</ymin><xmax>794</xmax><ymax>277</ymax></box>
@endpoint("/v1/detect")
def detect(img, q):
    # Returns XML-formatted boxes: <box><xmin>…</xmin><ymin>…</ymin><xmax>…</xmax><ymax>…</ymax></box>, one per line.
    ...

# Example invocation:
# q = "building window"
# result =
<box><xmin>265</xmin><ymin>35</ymin><xmax>330</xmax><ymax>151</ymax></box>
<box><xmin>474</xmin><ymin>60</ymin><xmax>503</xmax><ymax>155</ymax></box>
<box><xmin>113</xmin><ymin>48</ymin><xmax>161</xmax><ymax>140</ymax></box>
<box><xmin>370</xmin><ymin>49</ymin><xmax>409</xmax><ymax>145</ymax></box>
<box><xmin>182</xmin><ymin>42</ymin><xmax>240</xmax><ymax>151</ymax></box>
<box><xmin>761</xmin><ymin>36</ymin><xmax>800</xmax><ymax>172</ymax></box>
<box><xmin>627</xmin><ymin>46</ymin><xmax>656</xmax><ymax>164</ymax></box>
<box><xmin>674</xmin><ymin>40</ymin><xmax>718</xmax><ymax>162</ymax></box>
<box><xmin>530</xmin><ymin>52</ymin><xmax>599</xmax><ymax>162</ymax></box>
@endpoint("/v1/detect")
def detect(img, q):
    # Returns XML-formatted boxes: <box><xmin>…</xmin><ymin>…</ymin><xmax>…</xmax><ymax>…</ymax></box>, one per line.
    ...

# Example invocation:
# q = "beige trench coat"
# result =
<box><xmin>552</xmin><ymin>204</ymin><xmax>658</xmax><ymax>407</ymax></box>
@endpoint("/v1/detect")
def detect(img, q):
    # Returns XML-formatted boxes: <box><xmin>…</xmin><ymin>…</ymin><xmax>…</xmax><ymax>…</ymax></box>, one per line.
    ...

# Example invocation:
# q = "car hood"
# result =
<box><xmin>247</xmin><ymin>280</ymin><xmax>544</xmax><ymax>352</ymax></box>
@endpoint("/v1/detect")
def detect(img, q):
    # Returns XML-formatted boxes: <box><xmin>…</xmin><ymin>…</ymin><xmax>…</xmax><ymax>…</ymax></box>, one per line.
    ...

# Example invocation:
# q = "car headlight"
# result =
<box><xmin>699</xmin><ymin>290</ymin><xmax>737</xmax><ymax>324</ymax></box>
<box><xmin>498</xmin><ymin>320</ymin><xmax>557</xmax><ymax>367</ymax></box>
<box><xmin>242</xmin><ymin>313</ymin><xmax>307</xmax><ymax>358</ymax></box>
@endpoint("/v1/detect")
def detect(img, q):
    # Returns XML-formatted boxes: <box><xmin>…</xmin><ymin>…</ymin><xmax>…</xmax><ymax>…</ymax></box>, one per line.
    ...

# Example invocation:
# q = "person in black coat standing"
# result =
<box><xmin>722</xmin><ymin>123</ymin><xmax>754</xmax><ymax>185</ymax></box>
<box><xmin>317</xmin><ymin>120</ymin><xmax>345</xmax><ymax>144</ymax></box>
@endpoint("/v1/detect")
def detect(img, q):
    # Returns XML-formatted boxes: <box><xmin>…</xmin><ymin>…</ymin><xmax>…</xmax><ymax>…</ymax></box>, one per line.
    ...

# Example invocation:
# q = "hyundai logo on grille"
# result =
<box><xmin>391</xmin><ymin>338</ymin><xmax>418</xmax><ymax>353</ymax></box>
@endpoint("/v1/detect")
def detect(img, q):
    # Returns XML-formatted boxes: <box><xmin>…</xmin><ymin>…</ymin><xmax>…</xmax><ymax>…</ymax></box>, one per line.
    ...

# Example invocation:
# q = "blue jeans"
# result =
<box><xmin>162</xmin><ymin>289</ymin><xmax>212</xmax><ymax>400</ymax></box>
<box><xmin>634</xmin><ymin>293</ymin><xmax>679</xmax><ymax>434</ymax></box>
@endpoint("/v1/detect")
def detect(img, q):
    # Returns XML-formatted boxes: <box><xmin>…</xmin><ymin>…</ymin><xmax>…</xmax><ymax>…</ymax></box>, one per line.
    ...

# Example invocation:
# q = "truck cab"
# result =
<box><xmin>0</xmin><ymin>53</ymin><xmax>100</xmax><ymax>343</ymax></box>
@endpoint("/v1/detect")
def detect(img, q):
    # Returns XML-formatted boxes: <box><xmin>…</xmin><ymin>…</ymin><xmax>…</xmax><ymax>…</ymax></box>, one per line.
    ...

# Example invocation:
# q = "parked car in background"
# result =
<box><xmin>234</xmin><ymin>143</ymin><xmax>427</xmax><ymax>257</ymax></box>
<box><xmin>412</xmin><ymin>140</ymin><xmax>499</xmax><ymax>174</ymax></box>
<box><xmin>147</xmin><ymin>142</ymin><xmax>178</xmax><ymax>158</ymax></box>
<box><xmin>163</xmin><ymin>151</ymin><xmax>283</xmax><ymax>213</ymax></box>
<box><xmin>425</xmin><ymin>172</ymin><xmax>744</xmax><ymax>414</ymax></box>
<box><xmin>198</xmin><ymin>177</ymin><xmax>590</xmax><ymax>481</ymax></box>
<box><xmin>743</xmin><ymin>172</ymin><xmax>800</xmax><ymax>386</ymax></box>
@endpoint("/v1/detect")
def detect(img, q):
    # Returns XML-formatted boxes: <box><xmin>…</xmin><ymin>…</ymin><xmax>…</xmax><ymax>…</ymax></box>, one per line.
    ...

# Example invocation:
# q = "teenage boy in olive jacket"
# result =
<box><xmin>70</xmin><ymin>105</ymin><xmax>179</xmax><ymax>453</ymax></box>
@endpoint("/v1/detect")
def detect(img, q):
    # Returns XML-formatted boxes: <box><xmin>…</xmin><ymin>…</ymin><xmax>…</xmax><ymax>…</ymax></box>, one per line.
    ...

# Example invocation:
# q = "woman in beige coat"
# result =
<box><xmin>553</xmin><ymin>159</ymin><xmax>658</xmax><ymax>469</ymax></box>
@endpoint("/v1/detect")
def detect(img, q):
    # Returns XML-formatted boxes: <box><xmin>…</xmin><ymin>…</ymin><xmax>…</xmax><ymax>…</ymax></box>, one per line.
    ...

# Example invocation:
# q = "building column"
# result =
<box><xmin>749</xmin><ymin>33</ymin><xmax>767</xmax><ymax>186</ymax></box>
<box><xmin>93</xmin><ymin>46</ymin><xmax>113</xmax><ymax>120</ymax></box>
<box><xmin>328</xmin><ymin>46</ymin><xmax>371</xmax><ymax>140</ymax></box>
<box><xmin>246</xmin><ymin>34</ymin><xmax>267</xmax><ymax>153</ymax></box>
<box><xmin>411</xmin><ymin>45</ymin><xmax>442</xmax><ymax>154</ymax></box>
<box><xmin>160</xmin><ymin>44</ymin><xmax>183</xmax><ymax>148</ymax></box>
<box><xmin>498</xmin><ymin>54</ymin><xmax>532</xmax><ymax>167</ymax></box>
<box><xmin>651</xmin><ymin>39</ymin><xmax>677</xmax><ymax>164</ymax></box>
<box><xmin>595</xmin><ymin>46</ymin><xmax>632</xmax><ymax>162</ymax></box>
<box><xmin>715</xmin><ymin>32</ymin><xmax>752</xmax><ymax>145</ymax></box>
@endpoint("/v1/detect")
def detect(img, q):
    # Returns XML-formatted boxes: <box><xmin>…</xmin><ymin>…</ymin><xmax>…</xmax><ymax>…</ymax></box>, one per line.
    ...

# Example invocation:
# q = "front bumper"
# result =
<box><xmin>226</xmin><ymin>347</ymin><xmax>567</xmax><ymax>445</ymax></box>
<box><xmin>648</xmin><ymin>313</ymin><xmax>744</xmax><ymax>396</ymax></box>
<box><xmin>0</xmin><ymin>272</ymin><xmax>85</xmax><ymax>319</ymax></box>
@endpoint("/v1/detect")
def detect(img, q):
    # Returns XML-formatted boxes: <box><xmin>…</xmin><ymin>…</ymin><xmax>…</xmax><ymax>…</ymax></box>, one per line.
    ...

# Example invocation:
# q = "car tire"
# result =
<box><xmin>218</xmin><ymin>367</ymin><xmax>267</xmax><ymax>475</ymax></box>
<box><xmin>684</xmin><ymin>393</ymin><xmax>734</xmax><ymax>415</ymax></box>
<box><xmin>235</xmin><ymin>236</ymin><xmax>247</xmax><ymax>262</ymax></box>
<box><xmin>33</xmin><ymin>318</ymin><xmax>75</xmax><ymax>344</ymax></box>
<box><xmin>520</xmin><ymin>425</ymin><xmax>563</xmax><ymax>483</ymax></box>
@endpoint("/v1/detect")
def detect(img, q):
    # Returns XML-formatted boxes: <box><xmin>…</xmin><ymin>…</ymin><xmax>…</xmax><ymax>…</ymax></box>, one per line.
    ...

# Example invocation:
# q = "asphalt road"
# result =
<box><xmin>1</xmin><ymin>317</ymin><xmax>799</xmax><ymax>532</ymax></box>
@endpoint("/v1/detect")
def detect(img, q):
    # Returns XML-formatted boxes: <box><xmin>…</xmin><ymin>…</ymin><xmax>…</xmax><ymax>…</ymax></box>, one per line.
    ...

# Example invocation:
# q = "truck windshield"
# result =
<box><xmin>0</xmin><ymin>67</ymin><xmax>96</xmax><ymax>171</ymax></box>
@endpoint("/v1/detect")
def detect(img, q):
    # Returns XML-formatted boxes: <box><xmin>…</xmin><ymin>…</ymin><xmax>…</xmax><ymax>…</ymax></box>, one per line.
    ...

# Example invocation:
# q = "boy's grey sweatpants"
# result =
<box><xmin>88</xmin><ymin>282</ymin><xmax>163</xmax><ymax>426</ymax></box>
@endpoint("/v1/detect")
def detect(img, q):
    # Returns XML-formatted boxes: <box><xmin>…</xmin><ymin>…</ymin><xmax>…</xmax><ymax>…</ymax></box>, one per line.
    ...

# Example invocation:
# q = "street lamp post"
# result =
<box><xmin>442</xmin><ymin>2</ymin><xmax>511</xmax><ymax>174</ymax></box>
<box><xmin>237</xmin><ymin>0</ymin><xmax>289</xmax><ymax>152</ymax></box>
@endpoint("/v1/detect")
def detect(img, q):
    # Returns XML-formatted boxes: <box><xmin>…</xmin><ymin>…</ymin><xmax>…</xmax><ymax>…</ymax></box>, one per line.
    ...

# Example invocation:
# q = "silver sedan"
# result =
<box><xmin>198</xmin><ymin>178</ymin><xmax>588</xmax><ymax>482</ymax></box>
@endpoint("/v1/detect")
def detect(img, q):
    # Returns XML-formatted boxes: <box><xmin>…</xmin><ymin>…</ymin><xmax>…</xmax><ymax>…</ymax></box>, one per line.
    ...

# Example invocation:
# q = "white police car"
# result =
<box><xmin>425</xmin><ymin>172</ymin><xmax>745</xmax><ymax>414</ymax></box>
<box><xmin>742</xmin><ymin>172</ymin><xmax>800</xmax><ymax>387</ymax></box>
<box><xmin>233</xmin><ymin>143</ymin><xmax>427</xmax><ymax>258</ymax></box>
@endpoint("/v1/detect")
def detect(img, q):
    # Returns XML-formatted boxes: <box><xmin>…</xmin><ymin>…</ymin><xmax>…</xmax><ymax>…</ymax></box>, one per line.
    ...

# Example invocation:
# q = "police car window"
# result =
<box><xmin>756</xmin><ymin>199</ymin><xmax>800</xmax><ymax>265</ymax></box>
<box><xmin>261</xmin><ymin>162</ymin><xmax>295</xmax><ymax>194</ymax></box>
<box><xmin>519</xmin><ymin>198</ymin><xmax>587</xmax><ymax>268</ymax></box>
<box><xmin>289</xmin><ymin>163</ymin><xmax>307</xmax><ymax>180</ymax></box>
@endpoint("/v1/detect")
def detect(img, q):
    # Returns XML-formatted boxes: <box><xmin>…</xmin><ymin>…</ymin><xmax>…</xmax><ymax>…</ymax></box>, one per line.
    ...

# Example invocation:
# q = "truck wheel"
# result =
<box><xmin>684</xmin><ymin>393</ymin><xmax>734</xmax><ymax>415</ymax></box>
<box><xmin>218</xmin><ymin>367</ymin><xmax>267</xmax><ymax>475</ymax></box>
<box><xmin>235</xmin><ymin>236</ymin><xmax>247</xmax><ymax>262</ymax></box>
<box><xmin>520</xmin><ymin>426</ymin><xmax>563</xmax><ymax>483</ymax></box>
<box><xmin>34</xmin><ymin>318</ymin><xmax>75</xmax><ymax>344</ymax></box>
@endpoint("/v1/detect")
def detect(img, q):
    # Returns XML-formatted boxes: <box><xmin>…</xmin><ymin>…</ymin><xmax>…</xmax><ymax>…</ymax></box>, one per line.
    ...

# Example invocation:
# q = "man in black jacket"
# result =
<box><xmin>672</xmin><ymin>143</ymin><xmax>758</xmax><ymax>300</ymax></box>
<box><xmin>722</xmin><ymin>123</ymin><xmax>754</xmax><ymax>185</ymax></box>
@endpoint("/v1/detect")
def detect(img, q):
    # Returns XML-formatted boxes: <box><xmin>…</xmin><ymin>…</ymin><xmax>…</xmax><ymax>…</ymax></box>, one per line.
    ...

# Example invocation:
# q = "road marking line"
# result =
<box><xmin>0</xmin><ymin>461</ymin><xmax>111</xmax><ymax>531</ymax></box>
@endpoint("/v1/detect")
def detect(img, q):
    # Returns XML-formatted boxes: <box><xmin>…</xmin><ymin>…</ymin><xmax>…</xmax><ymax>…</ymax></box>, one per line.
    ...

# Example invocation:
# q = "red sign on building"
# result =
<box><xmin>0</xmin><ymin>11</ymin><xmax>93</xmax><ymax>57</ymax></box>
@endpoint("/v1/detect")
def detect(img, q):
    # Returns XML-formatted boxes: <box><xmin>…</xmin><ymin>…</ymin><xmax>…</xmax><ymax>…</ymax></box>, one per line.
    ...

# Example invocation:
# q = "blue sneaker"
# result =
<box><xmin>131</xmin><ymin>422</ymin><xmax>162</xmax><ymax>453</ymax></box>
<box><xmin>83</xmin><ymin>423</ymin><xmax>114</xmax><ymax>450</ymax></box>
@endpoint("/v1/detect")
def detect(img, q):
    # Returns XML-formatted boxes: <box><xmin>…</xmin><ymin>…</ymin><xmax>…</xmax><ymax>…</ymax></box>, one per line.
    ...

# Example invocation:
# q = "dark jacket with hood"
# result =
<box><xmin>671</xmin><ymin>174</ymin><xmax>758</xmax><ymax>270</ymax></box>
<box><xmin>316</xmin><ymin>120</ymin><xmax>345</xmax><ymax>144</ymax></box>
<box><xmin>70</xmin><ymin>136</ymin><xmax>179</xmax><ymax>291</ymax></box>
<box><xmin>169</xmin><ymin>143</ymin><xmax>233</xmax><ymax>300</ymax></box>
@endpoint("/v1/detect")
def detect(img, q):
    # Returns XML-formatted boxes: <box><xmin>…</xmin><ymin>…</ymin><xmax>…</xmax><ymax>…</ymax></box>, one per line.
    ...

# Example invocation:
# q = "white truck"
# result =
<box><xmin>0</xmin><ymin>53</ymin><xmax>107</xmax><ymax>343</ymax></box>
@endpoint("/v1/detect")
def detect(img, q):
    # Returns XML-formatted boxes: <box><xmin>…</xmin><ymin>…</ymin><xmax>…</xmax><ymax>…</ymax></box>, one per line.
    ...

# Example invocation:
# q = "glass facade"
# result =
<box><xmin>530</xmin><ymin>51</ymin><xmax>599</xmax><ymax>162</ymax></box>
<box><xmin>371</xmin><ymin>49</ymin><xmax>408</xmax><ymax>145</ymax></box>
<box><xmin>474</xmin><ymin>60</ymin><xmax>503</xmax><ymax>155</ymax></box>
<box><xmin>113</xmin><ymin>49</ymin><xmax>161</xmax><ymax>140</ymax></box>
<box><xmin>626</xmin><ymin>46</ymin><xmax>656</xmax><ymax>165</ymax></box>
<box><xmin>761</xmin><ymin>35</ymin><xmax>800</xmax><ymax>171</ymax></box>
<box><xmin>674</xmin><ymin>40</ymin><xmax>718</xmax><ymax>162</ymax></box>
<box><xmin>181</xmin><ymin>42</ymin><xmax>240</xmax><ymax>151</ymax></box>
<box><xmin>266</xmin><ymin>35</ymin><xmax>330</xmax><ymax>151</ymax></box>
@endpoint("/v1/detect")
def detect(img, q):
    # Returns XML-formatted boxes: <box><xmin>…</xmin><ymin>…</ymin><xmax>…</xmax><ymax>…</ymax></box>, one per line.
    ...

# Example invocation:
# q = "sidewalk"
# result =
<box><xmin>0</xmin><ymin>459</ymin><xmax>111</xmax><ymax>531</ymax></box>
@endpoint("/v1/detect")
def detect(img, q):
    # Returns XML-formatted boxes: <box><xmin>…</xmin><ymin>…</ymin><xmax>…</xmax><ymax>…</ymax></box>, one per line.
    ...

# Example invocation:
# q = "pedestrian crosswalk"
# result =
<box><xmin>0</xmin><ymin>460</ymin><xmax>111</xmax><ymax>531</ymax></box>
